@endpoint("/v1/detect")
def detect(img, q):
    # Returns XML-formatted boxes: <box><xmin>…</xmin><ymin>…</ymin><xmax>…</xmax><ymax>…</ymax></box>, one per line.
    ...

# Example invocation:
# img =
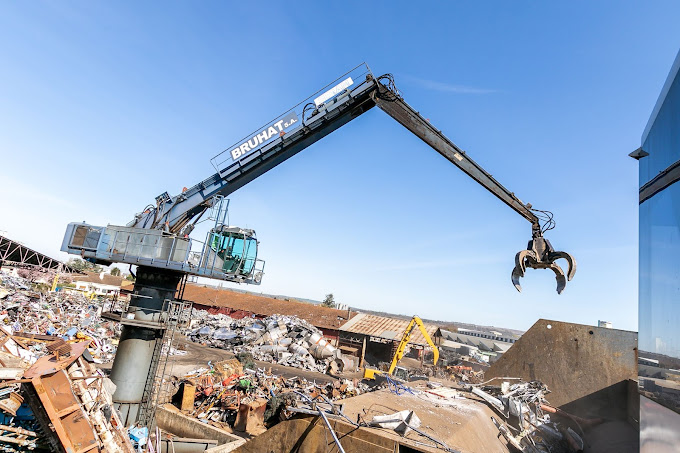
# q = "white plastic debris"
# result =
<box><xmin>369</xmin><ymin>410</ymin><xmax>422</xmax><ymax>437</ymax></box>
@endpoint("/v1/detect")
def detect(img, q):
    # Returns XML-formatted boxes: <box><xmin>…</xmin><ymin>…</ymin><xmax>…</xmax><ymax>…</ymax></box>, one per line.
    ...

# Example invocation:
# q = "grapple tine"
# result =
<box><xmin>549</xmin><ymin>251</ymin><xmax>577</xmax><ymax>281</ymax></box>
<box><xmin>549</xmin><ymin>262</ymin><xmax>567</xmax><ymax>294</ymax></box>
<box><xmin>511</xmin><ymin>265</ymin><xmax>523</xmax><ymax>293</ymax></box>
<box><xmin>514</xmin><ymin>249</ymin><xmax>535</xmax><ymax>277</ymax></box>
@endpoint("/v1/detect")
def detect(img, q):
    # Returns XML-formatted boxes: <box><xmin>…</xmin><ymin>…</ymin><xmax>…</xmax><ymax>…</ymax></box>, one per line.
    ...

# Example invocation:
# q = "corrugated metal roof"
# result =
<box><xmin>439</xmin><ymin>328</ymin><xmax>510</xmax><ymax>353</ymax></box>
<box><xmin>339</xmin><ymin>313</ymin><xmax>438</xmax><ymax>346</ymax></box>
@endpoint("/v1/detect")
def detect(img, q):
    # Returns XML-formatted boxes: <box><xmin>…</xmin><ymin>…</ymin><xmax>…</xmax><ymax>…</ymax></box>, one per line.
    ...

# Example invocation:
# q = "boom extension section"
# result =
<box><xmin>371</xmin><ymin>77</ymin><xmax>576</xmax><ymax>293</ymax></box>
<box><xmin>388</xmin><ymin>315</ymin><xmax>439</xmax><ymax>376</ymax></box>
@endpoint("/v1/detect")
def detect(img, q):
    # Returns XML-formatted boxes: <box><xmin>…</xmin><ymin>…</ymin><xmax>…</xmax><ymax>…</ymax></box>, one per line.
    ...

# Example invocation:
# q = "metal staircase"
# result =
<box><xmin>136</xmin><ymin>298</ymin><xmax>193</xmax><ymax>429</ymax></box>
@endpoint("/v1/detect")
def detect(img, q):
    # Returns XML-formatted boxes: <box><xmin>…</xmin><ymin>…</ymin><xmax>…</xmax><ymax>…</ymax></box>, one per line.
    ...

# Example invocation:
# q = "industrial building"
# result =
<box><xmin>434</xmin><ymin>328</ymin><xmax>513</xmax><ymax>363</ymax></box>
<box><xmin>633</xmin><ymin>47</ymin><xmax>680</xmax><ymax>448</ymax></box>
<box><xmin>337</xmin><ymin>313</ymin><xmax>438</xmax><ymax>367</ymax></box>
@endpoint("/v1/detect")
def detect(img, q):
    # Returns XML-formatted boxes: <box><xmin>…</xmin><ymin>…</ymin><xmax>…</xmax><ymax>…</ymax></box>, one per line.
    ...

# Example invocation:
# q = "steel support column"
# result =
<box><xmin>108</xmin><ymin>266</ymin><xmax>182</xmax><ymax>425</ymax></box>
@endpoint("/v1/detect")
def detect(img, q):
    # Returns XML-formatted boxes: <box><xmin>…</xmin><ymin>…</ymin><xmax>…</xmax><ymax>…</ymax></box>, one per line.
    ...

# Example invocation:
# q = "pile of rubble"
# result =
<box><xmin>172</xmin><ymin>358</ymin><xmax>369</xmax><ymax>435</ymax></box>
<box><xmin>470</xmin><ymin>379</ymin><xmax>593</xmax><ymax>453</ymax></box>
<box><xmin>0</xmin><ymin>273</ymin><xmax>122</xmax><ymax>363</ymax></box>
<box><xmin>185</xmin><ymin>309</ymin><xmax>356</xmax><ymax>374</ymax></box>
<box><xmin>0</xmin><ymin>271</ymin><xmax>134</xmax><ymax>452</ymax></box>
<box><xmin>439</xmin><ymin>365</ymin><xmax>484</xmax><ymax>384</ymax></box>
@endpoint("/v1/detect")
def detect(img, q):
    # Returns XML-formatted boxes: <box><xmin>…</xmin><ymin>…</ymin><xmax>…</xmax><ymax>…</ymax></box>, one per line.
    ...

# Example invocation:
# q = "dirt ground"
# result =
<box><xmin>338</xmin><ymin>385</ymin><xmax>512</xmax><ymax>453</ymax></box>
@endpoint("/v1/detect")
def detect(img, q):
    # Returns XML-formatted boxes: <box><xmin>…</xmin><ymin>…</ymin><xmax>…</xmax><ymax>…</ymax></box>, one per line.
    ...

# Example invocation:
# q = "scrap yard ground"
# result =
<box><xmin>338</xmin><ymin>388</ymin><xmax>512</xmax><ymax>453</ymax></box>
<box><xmin>0</xmin><ymin>267</ymin><xmax>641</xmax><ymax>453</ymax></box>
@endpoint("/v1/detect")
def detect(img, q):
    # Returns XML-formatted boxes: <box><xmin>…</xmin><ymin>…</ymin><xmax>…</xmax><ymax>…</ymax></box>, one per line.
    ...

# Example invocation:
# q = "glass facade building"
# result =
<box><xmin>637</xmin><ymin>49</ymin><xmax>680</xmax><ymax>449</ymax></box>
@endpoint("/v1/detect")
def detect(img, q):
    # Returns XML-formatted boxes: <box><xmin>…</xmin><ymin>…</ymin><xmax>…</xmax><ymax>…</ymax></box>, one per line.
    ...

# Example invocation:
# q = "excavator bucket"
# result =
<box><xmin>511</xmin><ymin>237</ymin><xmax>576</xmax><ymax>294</ymax></box>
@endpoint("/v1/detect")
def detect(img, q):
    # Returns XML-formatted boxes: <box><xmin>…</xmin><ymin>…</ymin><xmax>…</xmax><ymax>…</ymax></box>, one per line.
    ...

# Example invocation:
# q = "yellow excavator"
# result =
<box><xmin>364</xmin><ymin>315</ymin><xmax>439</xmax><ymax>380</ymax></box>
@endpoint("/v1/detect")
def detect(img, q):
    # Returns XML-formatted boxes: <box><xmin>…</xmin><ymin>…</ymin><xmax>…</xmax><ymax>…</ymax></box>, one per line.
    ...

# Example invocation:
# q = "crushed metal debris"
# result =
<box><xmin>0</xmin><ymin>271</ymin><xmax>615</xmax><ymax>453</ymax></box>
<box><xmin>171</xmin><ymin>358</ymin><xmax>370</xmax><ymax>435</ymax></box>
<box><xmin>0</xmin><ymin>271</ymin><xmax>135</xmax><ymax>452</ymax></box>
<box><xmin>186</xmin><ymin>308</ymin><xmax>358</xmax><ymax>374</ymax></box>
<box><xmin>0</xmin><ymin>273</ymin><xmax>122</xmax><ymax>364</ymax></box>
<box><xmin>468</xmin><ymin>379</ymin><xmax>591</xmax><ymax>453</ymax></box>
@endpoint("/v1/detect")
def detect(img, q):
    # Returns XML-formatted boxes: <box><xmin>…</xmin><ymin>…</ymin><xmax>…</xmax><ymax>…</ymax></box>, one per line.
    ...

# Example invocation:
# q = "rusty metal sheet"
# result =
<box><xmin>486</xmin><ymin>319</ymin><xmax>637</xmax><ymax>412</ymax></box>
<box><xmin>60</xmin><ymin>409</ymin><xmax>98</xmax><ymax>453</ymax></box>
<box><xmin>24</xmin><ymin>340</ymin><xmax>91</xmax><ymax>378</ymax></box>
<box><xmin>234</xmin><ymin>398</ymin><xmax>267</xmax><ymax>435</ymax></box>
<box><xmin>35</xmin><ymin>370</ymin><xmax>80</xmax><ymax>415</ymax></box>
<box><xmin>31</xmin><ymin>370</ymin><xmax>98</xmax><ymax>453</ymax></box>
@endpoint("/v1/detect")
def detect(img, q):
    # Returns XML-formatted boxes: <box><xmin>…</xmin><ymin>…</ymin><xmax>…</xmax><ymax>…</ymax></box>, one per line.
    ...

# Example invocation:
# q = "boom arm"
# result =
<box><xmin>370</xmin><ymin>78</ymin><xmax>576</xmax><ymax>293</ymax></box>
<box><xmin>371</xmin><ymin>80</ymin><xmax>540</xmax><ymax>232</ymax></box>
<box><xmin>128</xmin><ymin>70</ymin><xmax>576</xmax><ymax>293</ymax></box>
<box><xmin>127</xmin><ymin>75</ymin><xmax>379</xmax><ymax>236</ymax></box>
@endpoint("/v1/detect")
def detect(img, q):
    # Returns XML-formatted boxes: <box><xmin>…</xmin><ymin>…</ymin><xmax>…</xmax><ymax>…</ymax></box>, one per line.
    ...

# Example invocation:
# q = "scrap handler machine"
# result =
<box><xmin>62</xmin><ymin>63</ymin><xmax>576</xmax><ymax>294</ymax></box>
<box><xmin>60</xmin><ymin>63</ymin><xmax>576</xmax><ymax>426</ymax></box>
<box><xmin>363</xmin><ymin>315</ymin><xmax>439</xmax><ymax>381</ymax></box>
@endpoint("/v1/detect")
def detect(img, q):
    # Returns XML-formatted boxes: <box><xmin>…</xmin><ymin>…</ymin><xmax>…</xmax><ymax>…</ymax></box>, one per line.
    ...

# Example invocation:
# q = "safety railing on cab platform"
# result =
<box><xmin>101</xmin><ymin>297</ymin><xmax>193</xmax><ymax>329</ymax></box>
<box><xmin>91</xmin><ymin>225</ymin><xmax>264</xmax><ymax>284</ymax></box>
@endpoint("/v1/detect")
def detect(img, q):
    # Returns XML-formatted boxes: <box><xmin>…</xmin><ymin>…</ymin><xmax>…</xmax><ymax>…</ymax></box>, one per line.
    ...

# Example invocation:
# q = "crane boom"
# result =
<box><xmin>62</xmin><ymin>65</ymin><xmax>576</xmax><ymax>292</ymax></box>
<box><xmin>128</xmin><ymin>75</ymin><xmax>379</xmax><ymax>235</ymax></box>
<box><xmin>132</xmin><ymin>73</ymin><xmax>540</xmax><ymax>235</ymax></box>
<box><xmin>371</xmin><ymin>80</ymin><xmax>540</xmax><ymax>230</ymax></box>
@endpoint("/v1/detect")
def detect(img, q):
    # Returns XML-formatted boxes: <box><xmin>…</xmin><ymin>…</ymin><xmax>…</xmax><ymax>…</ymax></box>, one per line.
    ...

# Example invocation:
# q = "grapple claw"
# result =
<box><xmin>548</xmin><ymin>251</ymin><xmax>577</xmax><ymax>281</ymax></box>
<box><xmin>511</xmin><ymin>266</ymin><xmax>523</xmax><ymax>293</ymax></box>
<box><xmin>514</xmin><ymin>249</ymin><xmax>536</xmax><ymax>277</ymax></box>
<box><xmin>510</xmin><ymin>235</ymin><xmax>576</xmax><ymax>294</ymax></box>
<box><xmin>549</xmin><ymin>262</ymin><xmax>567</xmax><ymax>294</ymax></box>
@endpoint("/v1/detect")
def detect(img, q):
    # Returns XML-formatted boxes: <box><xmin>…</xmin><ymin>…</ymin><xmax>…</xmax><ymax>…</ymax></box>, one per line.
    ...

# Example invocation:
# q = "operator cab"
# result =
<box><xmin>203</xmin><ymin>225</ymin><xmax>262</xmax><ymax>283</ymax></box>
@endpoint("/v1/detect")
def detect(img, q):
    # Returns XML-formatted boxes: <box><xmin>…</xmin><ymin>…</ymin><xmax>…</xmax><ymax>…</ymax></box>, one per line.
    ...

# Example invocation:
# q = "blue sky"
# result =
<box><xmin>1</xmin><ymin>2</ymin><xmax>679</xmax><ymax>331</ymax></box>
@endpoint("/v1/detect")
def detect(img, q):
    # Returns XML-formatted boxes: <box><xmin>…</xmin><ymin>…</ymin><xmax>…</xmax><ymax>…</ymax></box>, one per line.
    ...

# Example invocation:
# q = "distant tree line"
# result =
<box><xmin>322</xmin><ymin>293</ymin><xmax>336</xmax><ymax>308</ymax></box>
<box><xmin>66</xmin><ymin>258</ymin><xmax>103</xmax><ymax>273</ymax></box>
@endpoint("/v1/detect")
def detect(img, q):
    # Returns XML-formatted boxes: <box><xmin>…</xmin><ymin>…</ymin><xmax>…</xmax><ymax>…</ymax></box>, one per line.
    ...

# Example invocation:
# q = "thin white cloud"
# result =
<box><xmin>404</xmin><ymin>75</ymin><xmax>498</xmax><ymax>94</ymax></box>
<box><xmin>373</xmin><ymin>255</ymin><xmax>505</xmax><ymax>272</ymax></box>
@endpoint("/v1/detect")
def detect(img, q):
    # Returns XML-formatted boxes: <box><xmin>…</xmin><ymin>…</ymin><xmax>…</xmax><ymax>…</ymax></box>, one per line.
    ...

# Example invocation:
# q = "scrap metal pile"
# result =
<box><xmin>0</xmin><ymin>336</ymin><xmax>134</xmax><ymax>452</ymax></box>
<box><xmin>470</xmin><ymin>380</ymin><xmax>587</xmax><ymax>453</ymax></box>
<box><xmin>0</xmin><ymin>273</ymin><xmax>122</xmax><ymax>364</ymax></box>
<box><xmin>186</xmin><ymin>308</ymin><xmax>355</xmax><ymax>374</ymax></box>
<box><xmin>174</xmin><ymin>358</ymin><xmax>368</xmax><ymax>435</ymax></box>
<box><xmin>173</xmin><ymin>359</ymin><xmax>467</xmax><ymax>452</ymax></box>
<box><xmin>0</xmin><ymin>272</ymin><xmax>134</xmax><ymax>452</ymax></box>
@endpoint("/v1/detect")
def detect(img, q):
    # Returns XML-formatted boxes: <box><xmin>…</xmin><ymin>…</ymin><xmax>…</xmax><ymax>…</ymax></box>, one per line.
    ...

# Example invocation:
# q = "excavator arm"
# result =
<box><xmin>387</xmin><ymin>316</ymin><xmax>439</xmax><ymax>375</ymax></box>
<box><xmin>370</xmin><ymin>75</ymin><xmax>576</xmax><ymax>293</ymax></box>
